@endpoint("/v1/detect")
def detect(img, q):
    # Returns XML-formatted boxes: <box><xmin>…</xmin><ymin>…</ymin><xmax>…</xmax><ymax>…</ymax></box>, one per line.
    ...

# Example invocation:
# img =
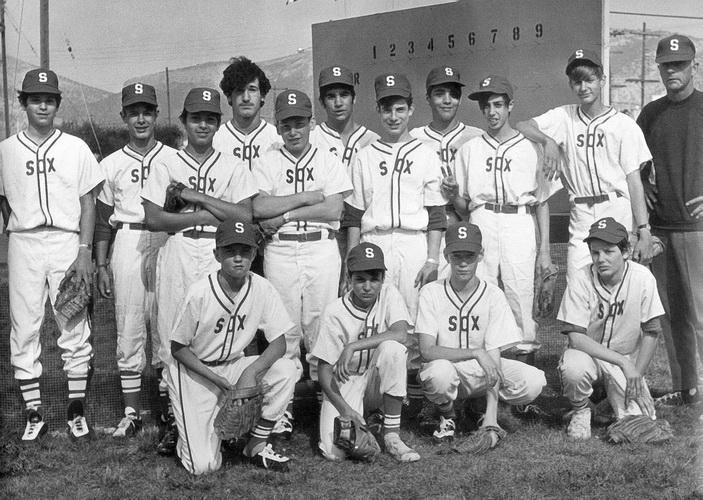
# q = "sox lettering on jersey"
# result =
<box><xmin>285</xmin><ymin>167</ymin><xmax>315</xmax><ymax>184</ymax></box>
<box><xmin>188</xmin><ymin>176</ymin><xmax>217</xmax><ymax>193</ymax></box>
<box><xmin>232</xmin><ymin>144</ymin><xmax>261</xmax><ymax>161</ymax></box>
<box><xmin>484</xmin><ymin>157</ymin><xmax>511</xmax><ymax>172</ymax></box>
<box><xmin>597</xmin><ymin>300</ymin><xmax>625</xmax><ymax>319</ymax></box>
<box><xmin>576</xmin><ymin>132</ymin><xmax>605</xmax><ymax>148</ymax></box>
<box><xmin>25</xmin><ymin>158</ymin><xmax>56</xmax><ymax>175</ymax></box>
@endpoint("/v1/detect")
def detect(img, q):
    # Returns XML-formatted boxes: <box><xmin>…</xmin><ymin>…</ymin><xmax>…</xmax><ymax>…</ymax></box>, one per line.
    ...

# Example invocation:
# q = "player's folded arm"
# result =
<box><xmin>286</xmin><ymin>192</ymin><xmax>345</xmax><ymax>223</ymax></box>
<box><xmin>142</xmin><ymin>199</ymin><xmax>217</xmax><ymax>233</ymax></box>
<box><xmin>252</xmin><ymin>190</ymin><xmax>315</xmax><ymax>219</ymax></box>
<box><xmin>190</xmin><ymin>193</ymin><xmax>254</xmax><ymax>223</ymax></box>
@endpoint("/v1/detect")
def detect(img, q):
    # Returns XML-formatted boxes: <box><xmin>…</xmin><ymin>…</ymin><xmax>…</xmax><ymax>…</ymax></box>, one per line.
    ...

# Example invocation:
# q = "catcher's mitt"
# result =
<box><xmin>450</xmin><ymin>425</ymin><xmax>506</xmax><ymax>455</ymax></box>
<box><xmin>164</xmin><ymin>182</ymin><xmax>188</xmax><ymax>213</ymax></box>
<box><xmin>55</xmin><ymin>272</ymin><xmax>90</xmax><ymax>324</ymax></box>
<box><xmin>606</xmin><ymin>415</ymin><xmax>674</xmax><ymax>444</ymax></box>
<box><xmin>333</xmin><ymin>416</ymin><xmax>381</xmax><ymax>463</ymax></box>
<box><xmin>214</xmin><ymin>385</ymin><xmax>263</xmax><ymax>440</ymax></box>
<box><xmin>533</xmin><ymin>263</ymin><xmax>559</xmax><ymax>319</ymax></box>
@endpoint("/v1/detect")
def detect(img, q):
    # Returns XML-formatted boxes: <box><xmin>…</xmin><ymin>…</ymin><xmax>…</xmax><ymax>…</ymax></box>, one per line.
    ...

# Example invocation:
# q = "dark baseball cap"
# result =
<box><xmin>374</xmin><ymin>73</ymin><xmax>412</xmax><ymax>100</ymax></box>
<box><xmin>426</xmin><ymin>66</ymin><xmax>465</xmax><ymax>92</ymax></box>
<box><xmin>319</xmin><ymin>65</ymin><xmax>355</xmax><ymax>88</ymax></box>
<box><xmin>584</xmin><ymin>217</ymin><xmax>628</xmax><ymax>245</ymax></box>
<box><xmin>22</xmin><ymin>68</ymin><xmax>61</xmax><ymax>95</ymax></box>
<box><xmin>275</xmin><ymin>89</ymin><xmax>313</xmax><ymax>121</ymax></box>
<box><xmin>183</xmin><ymin>88</ymin><xmax>222</xmax><ymax>115</ymax></box>
<box><xmin>445</xmin><ymin>222</ymin><xmax>482</xmax><ymax>255</ymax></box>
<box><xmin>468</xmin><ymin>75</ymin><xmax>514</xmax><ymax>101</ymax></box>
<box><xmin>347</xmin><ymin>243</ymin><xmax>387</xmax><ymax>273</ymax></box>
<box><xmin>122</xmin><ymin>83</ymin><xmax>157</xmax><ymax>107</ymax></box>
<box><xmin>216</xmin><ymin>218</ymin><xmax>258</xmax><ymax>249</ymax></box>
<box><xmin>566</xmin><ymin>49</ymin><xmax>603</xmax><ymax>74</ymax></box>
<box><xmin>656</xmin><ymin>35</ymin><xmax>696</xmax><ymax>63</ymax></box>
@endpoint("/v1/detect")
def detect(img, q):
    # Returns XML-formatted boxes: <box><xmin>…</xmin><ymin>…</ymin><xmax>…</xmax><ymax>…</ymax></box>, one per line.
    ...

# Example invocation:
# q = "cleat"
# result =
<box><xmin>384</xmin><ymin>433</ymin><xmax>420</xmax><ymax>462</ymax></box>
<box><xmin>67</xmin><ymin>400</ymin><xmax>92</xmax><ymax>441</ymax></box>
<box><xmin>249</xmin><ymin>443</ymin><xmax>290</xmax><ymax>472</ymax></box>
<box><xmin>112</xmin><ymin>408</ymin><xmax>143</xmax><ymax>438</ymax></box>
<box><xmin>271</xmin><ymin>411</ymin><xmax>294</xmax><ymax>440</ymax></box>
<box><xmin>432</xmin><ymin>416</ymin><xmax>456</xmax><ymax>442</ymax></box>
<box><xmin>22</xmin><ymin>409</ymin><xmax>48</xmax><ymax>442</ymax></box>
<box><xmin>566</xmin><ymin>407</ymin><xmax>591</xmax><ymax>440</ymax></box>
<box><xmin>157</xmin><ymin>418</ymin><xmax>178</xmax><ymax>455</ymax></box>
<box><xmin>416</xmin><ymin>400</ymin><xmax>440</xmax><ymax>431</ymax></box>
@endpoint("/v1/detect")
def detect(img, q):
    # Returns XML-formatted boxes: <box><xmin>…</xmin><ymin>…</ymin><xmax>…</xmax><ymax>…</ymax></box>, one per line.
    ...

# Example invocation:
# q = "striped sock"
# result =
<box><xmin>19</xmin><ymin>378</ymin><xmax>41</xmax><ymax>411</ymax></box>
<box><xmin>120</xmin><ymin>371</ymin><xmax>142</xmax><ymax>414</ymax></box>
<box><xmin>67</xmin><ymin>373</ymin><xmax>87</xmax><ymax>404</ymax></box>
<box><xmin>246</xmin><ymin>418</ymin><xmax>276</xmax><ymax>456</ymax></box>
<box><xmin>383</xmin><ymin>413</ymin><xmax>401</xmax><ymax>435</ymax></box>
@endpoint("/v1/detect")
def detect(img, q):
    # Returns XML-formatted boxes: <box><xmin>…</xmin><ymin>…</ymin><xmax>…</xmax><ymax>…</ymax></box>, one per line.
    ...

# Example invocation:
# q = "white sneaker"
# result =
<box><xmin>384</xmin><ymin>433</ymin><xmax>420</xmax><ymax>462</ymax></box>
<box><xmin>433</xmin><ymin>416</ymin><xmax>456</xmax><ymax>442</ymax></box>
<box><xmin>22</xmin><ymin>409</ymin><xmax>48</xmax><ymax>442</ymax></box>
<box><xmin>249</xmin><ymin>443</ymin><xmax>290</xmax><ymax>472</ymax></box>
<box><xmin>112</xmin><ymin>408</ymin><xmax>142</xmax><ymax>438</ymax></box>
<box><xmin>271</xmin><ymin>411</ymin><xmax>293</xmax><ymax>440</ymax></box>
<box><xmin>566</xmin><ymin>407</ymin><xmax>592</xmax><ymax>440</ymax></box>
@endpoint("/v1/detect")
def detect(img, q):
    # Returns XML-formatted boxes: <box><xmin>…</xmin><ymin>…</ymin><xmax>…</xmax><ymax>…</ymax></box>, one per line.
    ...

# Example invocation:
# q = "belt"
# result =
<box><xmin>201</xmin><ymin>359</ymin><xmax>230</xmax><ymax>367</ymax></box>
<box><xmin>483</xmin><ymin>202</ymin><xmax>536</xmax><ymax>215</ymax></box>
<box><xmin>277</xmin><ymin>231</ymin><xmax>335</xmax><ymax>242</ymax></box>
<box><xmin>115</xmin><ymin>222</ymin><xmax>146</xmax><ymax>231</ymax></box>
<box><xmin>573</xmin><ymin>192</ymin><xmax>623</xmax><ymax>205</ymax></box>
<box><xmin>182</xmin><ymin>229</ymin><xmax>216</xmax><ymax>239</ymax></box>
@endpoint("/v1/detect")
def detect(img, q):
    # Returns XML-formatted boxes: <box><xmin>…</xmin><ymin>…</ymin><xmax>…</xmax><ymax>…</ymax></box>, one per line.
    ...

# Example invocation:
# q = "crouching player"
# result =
<box><xmin>559</xmin><ymin>217</ymin><xmax>664</xmax><ymax>439</ymax></box>
<box><xmin>311</xmin><ymin>243</ymin><xmax>420</xmax><ymax>463</ymax></box>
<box><xmin>417</xmin><ymin>222</ymin><xmax>546</xmax><ymax>450</ymax></box>
<box><xmin>168</xmin><ymin>218</ymin><xmax>297</xmax><ymax>474</ymax></box>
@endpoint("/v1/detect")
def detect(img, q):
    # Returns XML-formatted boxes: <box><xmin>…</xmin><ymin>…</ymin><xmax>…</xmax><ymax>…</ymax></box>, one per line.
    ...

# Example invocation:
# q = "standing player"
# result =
<box><xmin>0</xmin><ymin>69</ymin><xmax>104</xmax><ymax>440</ymax></box>
<box><xmin>515</xmin><ymin>49</ymin><xmax>654</xmax><ymax>281</ymax></box>
<box><xmin>637</xmin><ymin>35</ymin><xmax>703</xmax><ymax>406</ymax></box>
<box><xmin>95</xmin><ymin>83</ymin><xmax>176</xmax><ymax>437</ymax></box>
<box><xmin>169</xmin><ymin>218</ymin><xmax>297</xmax><ymax>474</ymax></box>
<box><xmin>142</xmin><ymin>88</ymin><xmax>258</xmax><ymax>454</ymax></box>
<box><xmin>558</xmin><ymin>218</ymin><xmax>664</xmax><ymax>439</ymax></box>
<box><xmin>417</xmin><ymin>222</ymin><xmax>546</xmax><ymax>447</ymax></box>
<box><xmin>312</xmin><ymin>242</ymin><xmax>420</xmax><ymax>463</ymax></box>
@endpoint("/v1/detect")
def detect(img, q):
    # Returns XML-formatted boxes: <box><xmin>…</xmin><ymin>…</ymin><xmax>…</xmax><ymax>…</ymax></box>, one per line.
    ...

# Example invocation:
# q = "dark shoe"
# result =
<box><xmin>249</xmin><ymin>443</ymin><xmax>290</xmax><ymax>472</ymax></box>
<box><xmin>157</xmin><ymin>418</ymin><xmax>178</xmax><ymax>455</ymax></box>
<box><xmin>67</xmin><ymin>400</ymin><xmax>92</xmax><ymax>441</ymax></box>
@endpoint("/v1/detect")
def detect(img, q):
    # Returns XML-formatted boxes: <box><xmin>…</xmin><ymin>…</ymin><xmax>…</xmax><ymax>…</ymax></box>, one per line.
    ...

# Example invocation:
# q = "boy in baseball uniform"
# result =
<box><xmin>312</xmin><ymin>242</ymin><xmax>420</xmax><ymax>463</ymax></box>
<box><xmin>95</xmin><ymin>83</ymin><xmax>177</xmax><ymax>437</ymax></box>
<box><xmin>169</xmin><ymin>218</ymin><xmax>297</xmax><ymax>474</ymax></box>
<box><xmin>0</xmin><ymin>69</ymin><xmax>104</xmax><ymax>441</ymax></box>
<box><xmin>515</xmin><ymin>50</ymin><xmax>654</xmax><ymax>281</ymax></box>
<box><xmin>558</xmin><ymin>217</ymin><xmax>664</xmax><ymax>439</ymax></box>
<box><xmin>417</xmin><ymin>222</ymin><xmax>546</xmax><ymax>448</ymax></box>
<box><xmin>142</xmin><ymin>88</ymin><xmax>258</xmax><ymax>454</ymax></box>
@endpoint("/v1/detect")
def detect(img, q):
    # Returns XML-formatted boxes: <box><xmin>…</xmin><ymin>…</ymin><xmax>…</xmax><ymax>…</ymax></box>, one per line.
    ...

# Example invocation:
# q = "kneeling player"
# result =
<box><xmin>417</xmin><ymin>223</ymin><xmax>546</xmax><ymax>450</ymax></box>
<box><xmin>168</xmin><ymin>218</ymin><xmax>297</xmax><ymax>474</ymax></box>
<box><xmin>558</xmin><ymin>217</ymin><xmax>664</xmax><ymax>440</ymax></box>
<box><xmin>311</xmin><ymin>243</ymin><xmax>420</xmax><ymax>463</ymax></box>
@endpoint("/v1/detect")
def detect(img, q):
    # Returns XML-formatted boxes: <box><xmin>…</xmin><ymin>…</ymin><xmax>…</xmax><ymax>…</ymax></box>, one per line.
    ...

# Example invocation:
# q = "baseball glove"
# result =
<box><xmin>450</xmin><ymin>425</ymin><xmax>506</xmax><ymax>455</ymax></box>
<box><xmin>214</xmin><ymin>385</ymin><xmax>263</xmax><ymax>440</ymax></box>
<box><xmin>333</xmin><ymin>416</ymin><xmax>381</xmax><ymax>463</ymax></box>
<box><xmin>54</xmin><ymin>272</ymin><xmax>91</xmax><ymax>324</ymax></box>
<box><xmin>606</xmin><ymin>415</ymin><xmax>674</xmax><ymax>444</ymax></box>
<box><xmin>533</xmin><ymin>263</ymin><xmax>559</xmax><ymax>319</ymax></box>
<box><xmin>163</xmin><ymin>182</ymin><xmax>188</xmax><ymax>213</ymax></box>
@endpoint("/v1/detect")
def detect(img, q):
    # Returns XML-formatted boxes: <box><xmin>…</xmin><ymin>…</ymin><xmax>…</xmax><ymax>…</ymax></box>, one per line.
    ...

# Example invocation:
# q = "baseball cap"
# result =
<box><xmin>22</xmin><ymin>68</ymin><xmax>61</xmax><ymax>95</ymax></box>
<box><xmin>374</xmin><ymin>73</ymin><xmax>412</xmax><ymax>101</ymax></box>
<box><xmin>347</xmin><ymin>243</ymin><xmax>387</xmax><ymax>273</ymax></box>
<box><xmin>444</xmin><ymin>222</ymin><xmax>482</xmax><ymax>255</ymax></box>
<box><xmin>468</xmin><ymin>75</ymin><xmax>514</xmax><ymax>101</ymax></box>
<box><xmin>656</xmin><ymin>35</ymin><xmax>696</xmax><ymax>63</ymax></box>
<box><xmin>183</xmin><ymin>88</ymin><xmax>222</xmax><ymax>115</ymax></box>
<box><xmin>122</xmin><ymin>83</ymin><xmax>157</xmax><ymax>107</ymax></box>
<box><xmin>565</xmin><ymin>49</ymin><xmax>603</xmax><ymax>74</ymax></box>
<box><xmin>425</xmin><ymin>66</ymin><xmax>465</xmax><ymax>92</ymax></box>
<box><xmin>275</xmin><ymin>89</ymin><xmax>313</xmax><ymax>121</ymax></box>
<box><xmin>319</xmin><ymin>65</ymin><xmax>355</xmax><ymax>88</ymax></box>
<box><xmin>583</xmin><ymin>217</ymin><xmax>628</xmax><ymax>245</ymax></box>
<box><xmin>215</xmin><ymin>218</ymin><xmax>258</xmax><ymax>249</ymax></box>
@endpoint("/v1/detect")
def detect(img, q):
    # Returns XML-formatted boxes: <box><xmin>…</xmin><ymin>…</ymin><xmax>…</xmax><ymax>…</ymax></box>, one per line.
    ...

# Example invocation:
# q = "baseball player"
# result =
<box><xmin>251</xmin><ymin>89</ymin><xmax>352</xmax><ymax>436</ymax></box>
<box><xmin>311</xmin><ymin>242</ymin><xmax>420</xmax><ymax>463</ymax></box>
<box><xmin>515</xmin><ymin>49</ymin><xmax>654</xmax><ymax>281</ymax></box>
<box><xmin>94</xmin><ymin>83</ymin><xmax>176</xmax><ymax>437</ymax></box>
<box><xmin>410</xmin><ymin>65</ymin><xmax>482</xmax><ymax>279</ymax></box>
<box><xmin>558</xmin><ymin>217</ymin><xmax>664</xmax><ymax>439</ymax></box>
<box><xmin>416</xmin><ymin>222</ymin><xmax>546</xmax><ymax>446</ymax></box>
<box><xmin>0</xmin><ymin>69</ymin><xmax>104</xmax><ymax>441</ymax></box>
<box><xmin>142</xmin><ymin>88</ymin><xmax>258</xmax><ymax>454</ymax></box>
<box><xmin>169</xmin><ymin>218</ymin><xmax>297</xmax><ymax>474</ymax></box>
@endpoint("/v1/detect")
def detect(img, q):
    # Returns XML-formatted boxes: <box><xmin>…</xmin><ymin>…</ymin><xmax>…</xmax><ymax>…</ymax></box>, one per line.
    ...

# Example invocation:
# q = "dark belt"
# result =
<box><xmin>115</xmin><ymin>222</ymin><xmax>147</xmax><ymax>231</ymax></box>
<box><xmin>181</xmin><ymin>229</ymin><xmax>216</xmax><ymax>239</ymax></box>
<box><xmin>573</xmin><ymin>193</ymin><xmax>622</xmax><ymax>205</ymax></box>
<box><xmin>201</xmin><ymin>359</ymin><xmax>230</xmax><ymax>367</ymax></box>
<box><xmin>278</xmin><ymin>231</ymin><xmax>335</xmax><ymax>242</ymax></box>
<box><xmin>483</xmin><ymin>202</ymin><xmax>535</xmax><ymax>215</ymax></box>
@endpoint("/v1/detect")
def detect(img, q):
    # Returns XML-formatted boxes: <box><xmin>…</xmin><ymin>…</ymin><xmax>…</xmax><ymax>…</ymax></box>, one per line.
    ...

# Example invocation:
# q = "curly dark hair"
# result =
<box><xmin>219</xmin><ymin>56</ymin><xmax>272</xmax><ymax>98</ymax></box>
<box><xmin>17</xmin><ymin>91</ymin><xmax>62</xmax><ymax>109</ymax></box>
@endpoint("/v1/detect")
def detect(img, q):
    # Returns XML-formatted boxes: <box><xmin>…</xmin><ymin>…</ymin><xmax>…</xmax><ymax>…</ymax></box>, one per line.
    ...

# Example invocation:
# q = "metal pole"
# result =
<box><xmin>165</xmin><ymin>67</ymin><xmax>172</xmax><ymax>124</ymax></box>
<box><xmin>40</xmin><ymin>0</ymin><xmax>49</xmax><ymax>68</ymax></box>
<box><xmin>1</xmin><ymin>0</ymin><xmax>10</xmax><ymax>137</ymax></box>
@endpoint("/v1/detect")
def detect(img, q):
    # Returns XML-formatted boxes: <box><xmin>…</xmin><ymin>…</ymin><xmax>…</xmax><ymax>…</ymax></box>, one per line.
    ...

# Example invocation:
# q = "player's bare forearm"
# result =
<box><xmin>349</xmin><ymin>321</ymin><xmax>410</xmax><ymax>354</ymax></box>
<box><xmin>346</xmin><ymin>226</ymin><xmax>361</xmax><ymax>255</ymax></box>
<box><xmin>143</xmin><ymin>200</ymin><xmax>216</xmax><ymax>232</ymax></box>
<box><xmin>567</xmin><ymin>331</ymin><xmax>630</xmax><ymax>368</ymax></box>
<box><xmin>535</xmin><ymin>201</ymin><xmax>552</xmax><ymax>269</ymax></box>
<box><xmin>0</xmin><ymin>195</ymin><xmax>11</xmax><ymax>231</ymax></box>
<box><xmin>172</xmin><ymin>341</ymin><xmax>230</xmax><ymax>394</ymax></box>
<box><xmin>69</xmin><ymin>192</ymin><xmax>97</xmax><ymax>287</ymax></box>
<box><xmin>515</xmin><ymin>119</ymin><xmax>560</xmax><ymax>180</ymax></box>
<box><xmin>319</xmin><ymin>362</ymin><xmax>361</xmax><ymax>422</ymax></box>
<box><xmin>482</xmin><ymin>349</ymin><xmax>502</xmax><ymax>427</ymax></box>
<box><xmin>287</xmin><ymin>193</ymin><xmax>344</xmax><ymax>223</ymax></box>
<box><xmin>238</xmin><ymin>334</ymin><xmax>287</xmax><ymax>389</ymax></box>
<box><xmin>634</xmin><ymin>331</ymin><xmax>659</xmax><ymax>376</ymax></box>
<box><xmin>183</xmin><ymin>189</ymin><xmax>254</xmax><ymax>223</ymax></box>
<box><xmin>426</xmin><ymin>229</ymin><xmax>442</xmax><ymax>261</ymax></box>
<box><xmin>419</xmin><ymin>333</ymin><xmax>483</xmax><ymax>363</ymax></box>
<box><xmin>253</xmin><ymin>191</ymin><xmax>325</xmax><ymax>219</ymax></box>
<box><xmin>95</xmin><ymin>240</ymin><xmax>112</xmax><ymax>299</ymax></box>
<box><xmin>626</xmin><ymin>170</ymin><xmax>653</xmax><ymax>264</ymax></box>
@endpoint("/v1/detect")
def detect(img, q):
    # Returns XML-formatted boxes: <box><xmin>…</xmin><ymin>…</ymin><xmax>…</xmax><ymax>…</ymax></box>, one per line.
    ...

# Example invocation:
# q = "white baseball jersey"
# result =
<box><xmin>311</xmin><ymin>283</ymin><xmax>412</xmax><ymax>375</ymax></box>
<box><xmin>532</xmin><ymin>105</ymin><xmax>651</xmax><ymax>198</ymax></box>
<box><xmin>415</xmin><ymin>278</ymin><xmax>522</xmax><ymax>351</ymax></box>
<box><xmin>0</xmin><ymin>130</ymin><xmax>103</xmax><ymax>232</ymax></box>
<box><xmin>557</xmin><ymin>260</ymin><xmax>664</xmax><ymax>356</ymax></box>
<box><xmin>410</xmin><ymin>122</ymin><xmax>482</xmax><ymax>177</ymax></box>
<box><xmin>213</xmin><ymin>119</ymin><xmax>281</xmax><ymax>170</ymax></box>
<box><xmin>310</xmin><ymin>122</ymin><xmax>379</xmax><ymax>170</ymax></box>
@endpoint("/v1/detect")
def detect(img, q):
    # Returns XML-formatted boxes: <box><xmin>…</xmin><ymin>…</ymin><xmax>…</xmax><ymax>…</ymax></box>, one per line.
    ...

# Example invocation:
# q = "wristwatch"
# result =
<box><xmin>637</xmin><ymin>223</ymin><xmax>651</xmax><ymax>236</ymax></box>
<box><xmin>282</xmin><ymin>212</ymin><xmax>291</xmax><ymax>223</ymax></box>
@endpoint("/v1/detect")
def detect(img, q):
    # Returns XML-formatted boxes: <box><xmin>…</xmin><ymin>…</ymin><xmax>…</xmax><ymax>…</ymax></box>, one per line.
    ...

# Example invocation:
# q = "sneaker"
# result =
<box><xmin>417</xmin><ymin>400</ymin><xmax>440</xmax><ymax>431</ymax></box>
<box><xmin>157</xmin><ymin>418</ymin><xmax>178</xmax><ymax>455</ymax></box>
<box><xmin>271</xmin><ymin>411</ymin><xmax>293</xmax><ymax>440</ymax></box>
<box><xmin>249</xmin><ymin>443</ymin><xmax>290</xmax><ymax>472</ymax></box>
<box><xmin>365</xmin><ymin>410</ymin><xmax>384</xmax><ymax>440</ymax></box>
<box><xmin>22</xmin><ymin>408</ymin><xmax>48</xmax><ymax>442</ymax></box>
<box><xmin>383</xmin><ymin>433</ymin><xmax>420</xmax><ymax>462</ymax></box>
<box><xmin>112</xmin><ymin>408</ymin><xmax>143</xmax><ymax>438</ymax></box>
<box><xmin>433</xmin><ymin>416</ymin><xmax>456</xmax><ymax>442</ymax></box>
<box><xmin>67</xmin><ymin>400</ymin><xmax>92</xmax><ymax>441</ymax></box>
<box><xmin>566</xmin><ymin>407</ymin><xmax>591</xmax><ymax>440</ymax></box>
<box><xmin>655</xmin><ymin>389</ymin><xmax>700</xmax><ymax>406</ymax></box>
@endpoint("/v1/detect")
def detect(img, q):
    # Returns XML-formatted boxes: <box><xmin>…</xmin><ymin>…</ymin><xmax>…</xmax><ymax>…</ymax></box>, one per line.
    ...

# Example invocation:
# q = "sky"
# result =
<box><xmin>3</xmin><ymin>0</ymin><xmax>703</xmax><ymax>92</ymax></box>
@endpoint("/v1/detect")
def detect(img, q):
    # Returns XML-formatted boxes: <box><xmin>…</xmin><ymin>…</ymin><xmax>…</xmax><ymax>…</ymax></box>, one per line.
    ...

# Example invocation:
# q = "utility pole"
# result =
<box><xmin>1</xmin><ymin>0</ymin><xmax>10</xmax><ymax>137</ymax></box>
<box><xmin>40</xmin><ymin>0</ymin><xmax>49</xmax><ymax>68</ymax></box>
<box><xmin>165</xmin><ymin>67</ymin><xmax>172</xmax><ymax>124</ymax></box>
<box><xmin>625</xmin><ymin>23</ymin><xmax>658</xmax><ymax>110</ymax></box>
